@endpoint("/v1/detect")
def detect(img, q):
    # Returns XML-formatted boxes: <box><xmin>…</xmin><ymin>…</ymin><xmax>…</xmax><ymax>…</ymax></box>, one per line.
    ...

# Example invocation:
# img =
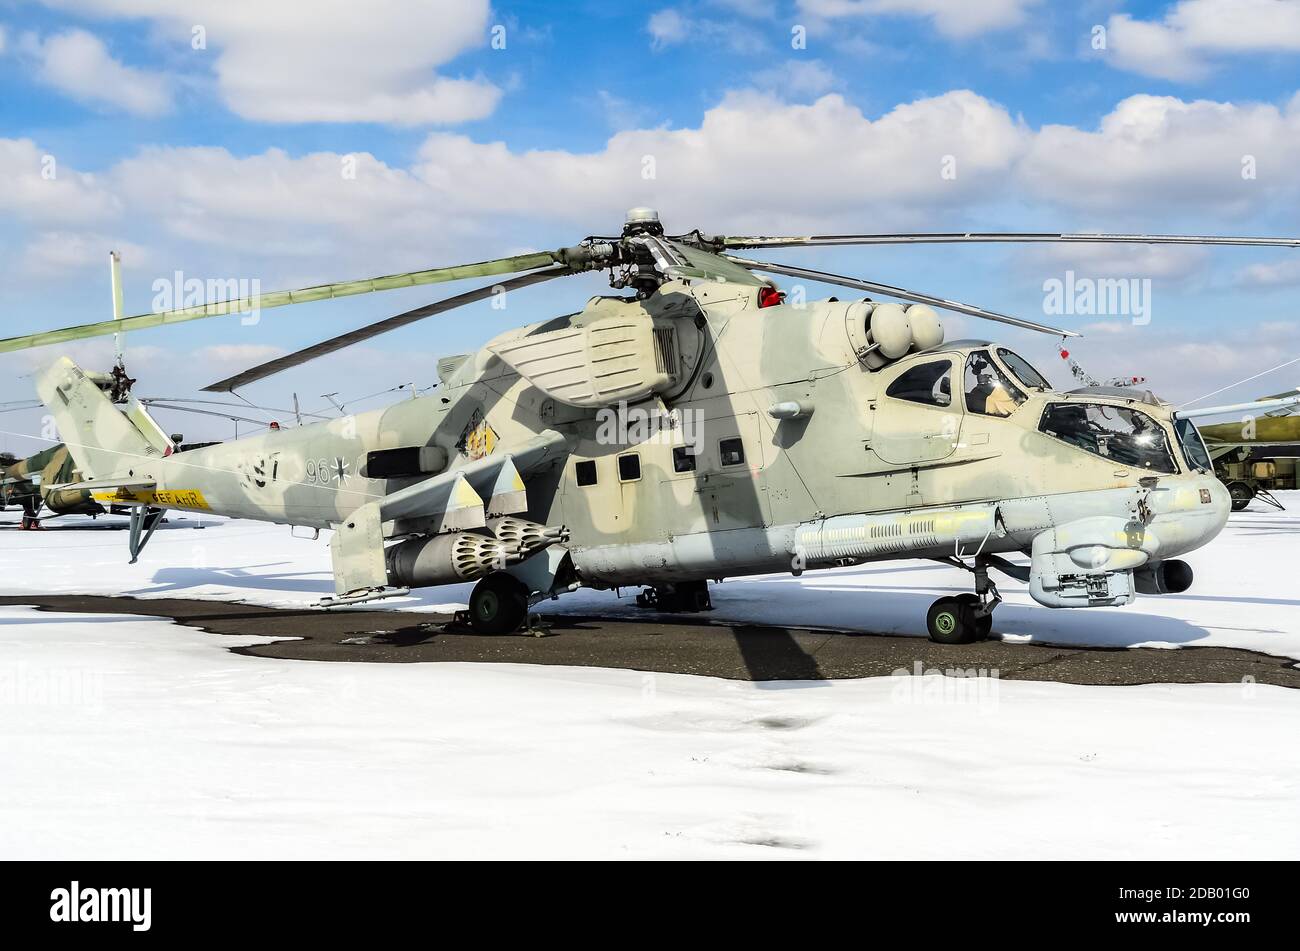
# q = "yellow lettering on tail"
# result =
<box><xmin>91</xmin><ymin>489</ymin><xmax>210</xmax><ymax>510</ymax></box>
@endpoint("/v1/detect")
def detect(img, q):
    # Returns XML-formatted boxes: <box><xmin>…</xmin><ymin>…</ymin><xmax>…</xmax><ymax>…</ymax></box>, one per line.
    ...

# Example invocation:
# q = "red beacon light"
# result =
<box><xmin>758</xmin><ymin>286</ymin><xmax>785</xmax><ymax>308</ymax></box>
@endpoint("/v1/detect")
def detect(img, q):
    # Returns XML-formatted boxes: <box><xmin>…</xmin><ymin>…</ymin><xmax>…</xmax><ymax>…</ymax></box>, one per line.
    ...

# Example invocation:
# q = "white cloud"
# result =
<box><xmin>797</xmin><ymin>0</ymin><xmax>1040</xmax><ymax>39</ymax></box>
<box><xmin>0</xmin><ymin>89</ymin><xmax>1023</xmax><ymax>293</ymax></box>
<box><xmin>20</xmin><ymin>231</ymin><xmax>148</xmax><ymax>276</ymax></box>
<box><xmin>1020</xmin><ymin>93</ymin><xmax>1300</xmax><ymax>218</ymax></box>
<box><xmin>1236</xmin><ymin>257</ymin><xmax>1300</xmax><ymax>288</ymax></box>
<box><xmin>198</xmin><ymin>344</ymin><xmax>286</xmax><ymax>367</ymax></box>
<box><xmin>648</xmin><ymin>9</ymin><xmax>690</xmax><ymax>47</ymax></box>
<box><xmin>39</xmin><ymin>0</ymin><xmax>500</xmax><ymax>125</ymax></box>
<box><xmin>14</xmin><ymin>84</ymin><xmax>1300</xmax><ymax>291</ymax></box>
<box><xmin>1105</xmin><ymin>0</ymin><xmax>1300</xmax><ymax>80</ymax></box>
<box><xmin>29</xmin><ymin>29</ymin><xmax>171</xmax><ymax>116</ymax></box>
<box><xmin>750</xmin><ymin>59</ymin><xmax>837</xmax><ymax>97</ymax></box>
<box><xmin>1019</xmin><ymin>243</ymin><xmax>1211</xmax><ymax>282</ymax></box>
<box><xmin>410</xmin><ymin>90</ymin><xmax>1027</xmax><ymax>232</ymax></box>
<box><xmin>646</xmin><ymin>8</ymin><xmax>768</xmax><ymax>53</ymax></box>
<box><xmin>0</xmin><ymin>137</ymin><xmax>120</xmax><ymax>223</ymax></box>
<box><xmin>0</xmin><ymin>24</ymin><xmax>8</xmax><ymax>55</ymax></box>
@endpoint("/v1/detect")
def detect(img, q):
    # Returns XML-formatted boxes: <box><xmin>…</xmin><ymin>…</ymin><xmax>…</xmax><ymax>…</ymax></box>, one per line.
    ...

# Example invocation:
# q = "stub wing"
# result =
<box><xmin>52</xmin><ymin>476</ymin><xmax>158</xmax><ymax>499</ymax></box>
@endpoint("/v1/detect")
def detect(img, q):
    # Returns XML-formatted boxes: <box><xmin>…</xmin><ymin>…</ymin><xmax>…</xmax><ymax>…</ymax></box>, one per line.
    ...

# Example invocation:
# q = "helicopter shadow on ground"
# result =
<box><xmin>0</xmin><ymin>613</ymin><xmax>148</xmax><ymax>625</ymax></box>
<box><xmin>132</xmin><ymin>563</ymin><xmax>336</xmax><ymax>596</ymax></box>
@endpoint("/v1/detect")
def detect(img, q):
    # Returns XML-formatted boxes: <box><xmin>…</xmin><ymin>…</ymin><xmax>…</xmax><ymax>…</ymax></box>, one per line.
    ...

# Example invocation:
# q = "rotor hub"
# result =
<box><xmin>623</xmin><ymin>206</ymin><xmax>664</xmax><ymax>237</ymax></box>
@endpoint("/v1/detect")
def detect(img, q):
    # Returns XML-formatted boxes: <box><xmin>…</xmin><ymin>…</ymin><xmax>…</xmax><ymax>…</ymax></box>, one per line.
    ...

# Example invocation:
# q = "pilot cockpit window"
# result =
<box><xmin>965</xmin><ymin>350</ymin><xmax>1026</xmax><ymax>417</ymax></box>
<box><xmin>1039</xmin><ymin>402</ymin><xmax>1177</xmax><ymax>473</ymax></box>
<box><xmin>885</xmin><ymin>360</ymin><xmax>952</xmax><ymax>407</ymax></box>
<box><xmin>995</xmin><ymin>348</ymin><xmax>1052</xmax><ymax>391</ymax></box>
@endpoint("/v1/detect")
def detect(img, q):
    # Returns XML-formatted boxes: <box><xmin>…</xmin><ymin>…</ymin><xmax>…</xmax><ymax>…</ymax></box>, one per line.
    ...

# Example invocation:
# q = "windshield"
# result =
<box><xmin>965</xmin><ymin>350</ymin><xmax>1025</xmax><ymax>417</ymax></box>
<box><xmin>1039</xmin><ymin>402</ymin><xmax>1177</xmax><ymax>473</ymax></box>
<box><xmin>996</xmin><ymin>348</ymin><xmax>1052</xmax><ymax>390</ymax></box>
<box><xmin>1174</xmin><ymin>416</ymin><xmax>1213</xmax><ymax>471</ymax></box>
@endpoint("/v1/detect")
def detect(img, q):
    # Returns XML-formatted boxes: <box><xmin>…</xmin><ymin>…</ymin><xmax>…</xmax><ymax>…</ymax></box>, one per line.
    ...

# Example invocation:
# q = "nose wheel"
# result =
<box><xmin>928</xmin><ymin>554</ymin><xmax>1002</xmax><ymax>644</ymax></box>
<box><xmin>926</xmin><ymin>593</ymin><xmax>993</xmax><ymax>644</ymax></box>
<box><xmin>930</xmin><ymin>595</ymin><xmax>987</xmax><ymax>646</ymax></box>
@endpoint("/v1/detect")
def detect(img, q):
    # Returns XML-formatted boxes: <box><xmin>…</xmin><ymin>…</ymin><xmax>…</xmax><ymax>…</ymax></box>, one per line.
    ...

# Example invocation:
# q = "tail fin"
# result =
<box><xmin>35</xmin><ymin>357</ymin><xmax>161</xmax><ymax>479</ymax></box>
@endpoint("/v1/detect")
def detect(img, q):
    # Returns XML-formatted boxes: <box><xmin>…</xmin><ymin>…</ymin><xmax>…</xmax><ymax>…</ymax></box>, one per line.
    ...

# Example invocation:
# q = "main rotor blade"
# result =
<box><xmin>0</xmin><ymin>399</ymin><xmax>44</xmax><ymax>414</ymax></box>
<box><xmin>139</xmin><ymin>402</ymin><xmax>281</xmax><ymax>427</ymax></box>
<box><xmin>727</xmin><ymin>255</ymin><xmax>1079</xmax><ymax>338</ymax></box>
<box><xmin>138</xmin><ymin>397</ymin><xmax>333</xmax><ymax>421</ymax></box>
<box><xmin>203</xmin><ymin>267</ymin><xmax>573</xmax><ymax>393</ymax></box>
<box><xmin>722</xmin><ymin>232</ymin><xmax>1300</xmax><ymax>250</ymax></box>
<box><xmin>0</xmin><ymin>251</ymin><xmax>565</xmax><ymax>355</ymax></box>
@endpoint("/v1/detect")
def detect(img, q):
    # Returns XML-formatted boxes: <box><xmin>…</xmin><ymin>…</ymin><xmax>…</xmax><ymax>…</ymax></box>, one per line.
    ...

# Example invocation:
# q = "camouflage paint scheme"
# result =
<box><xmin>0</xmin><ymin>444</ymin><xmax>103</xmax><ymax>518</ymax></box>
<box><xmin>37</xmin><ymin>275</ymin><xmax>1230</xmax><ymax>612</ymax></box>
<box><xmin>1199</xmin><ymin>414</ymin><xmax>1300</xmax><ymax>454</ymax></box>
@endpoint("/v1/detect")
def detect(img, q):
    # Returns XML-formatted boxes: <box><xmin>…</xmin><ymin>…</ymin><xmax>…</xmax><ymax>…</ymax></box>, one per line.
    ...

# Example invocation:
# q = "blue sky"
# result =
<box><xmin>2</xmin><ymin>0</ymin><xmax>1300</xmax><ymax>450</ymax></box>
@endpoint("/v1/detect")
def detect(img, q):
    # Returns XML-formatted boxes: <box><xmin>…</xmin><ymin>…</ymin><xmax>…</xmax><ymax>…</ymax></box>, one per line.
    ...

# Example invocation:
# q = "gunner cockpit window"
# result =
<box><xmin>965</xmin><ymin>350</ymin><xmax>1025</xmax><ymax>417</ymax></box>
<box><xmin>886</xmin><ymin>360</ymin><xmax>952</xmax><ymax>407</ymax></box>
<box><xmin>1039</xmin><ymin>402</ymin><xmax>1177</xmax><ymax>473</ymax></box>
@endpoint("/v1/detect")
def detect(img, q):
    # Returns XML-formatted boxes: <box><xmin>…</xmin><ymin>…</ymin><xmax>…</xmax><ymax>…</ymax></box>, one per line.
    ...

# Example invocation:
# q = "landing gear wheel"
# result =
<box><xmin>954</xmin><ymin>593</ymin><xmax>993</xmax><ymax>640</ymax></box>
<box><xmin>468</xmin><ymin>573</ymin><xmax>529</xmax><ymax>635</ymax></box>
<box><xmin>1226</xmin><ymin>480</ymin><xmax>1255</xmax><ymax>512</ymax></box>
<box><xmin>927</xmin><ymin>596</ymin><xmax>981</xmax><ymax>645</ymax></box>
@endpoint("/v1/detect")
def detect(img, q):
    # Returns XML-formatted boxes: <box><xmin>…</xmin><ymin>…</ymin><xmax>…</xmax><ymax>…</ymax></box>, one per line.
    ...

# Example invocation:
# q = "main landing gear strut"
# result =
<box><xmin>927</xmin><ymin>555</ymin><xmax>1003</xmax><ymax>644</ymax></box>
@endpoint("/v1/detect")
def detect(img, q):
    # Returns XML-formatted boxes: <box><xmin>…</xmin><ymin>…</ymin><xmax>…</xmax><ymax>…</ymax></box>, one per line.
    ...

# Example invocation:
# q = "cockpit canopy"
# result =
<box><xmin>1039</xmin><ymin>402</ymin><xmax>1177</xmax><ymax>473</ymax></box>
<box><xmin>883</xmin><ymin>345</ymin><xmax>1053</xmax><ymax>418</ymax></box>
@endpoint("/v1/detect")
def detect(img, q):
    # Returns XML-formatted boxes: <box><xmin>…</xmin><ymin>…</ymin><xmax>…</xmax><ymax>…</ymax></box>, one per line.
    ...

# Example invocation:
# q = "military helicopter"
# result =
<box><xmin>1</xmin><ymin>443</ymin><xmax>105</xmax><ymax>528</ymax></box>
<box><xmin>5</xmin><ymin>210</ymin><xmax>1297</xmax><ymax>642</ymax></box>
<box><xmin>1181</xmin><ymin>389</ymin><xmax>1300</xmax><ymax>510</ymax></box>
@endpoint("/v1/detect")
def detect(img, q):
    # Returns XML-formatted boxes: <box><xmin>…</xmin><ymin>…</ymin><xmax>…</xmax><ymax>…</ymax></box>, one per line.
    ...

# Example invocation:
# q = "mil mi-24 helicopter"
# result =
<box><xmin>4</xmin><ymin>209</ymin><xmax>1297</xmax><ymax>642</ymax></box>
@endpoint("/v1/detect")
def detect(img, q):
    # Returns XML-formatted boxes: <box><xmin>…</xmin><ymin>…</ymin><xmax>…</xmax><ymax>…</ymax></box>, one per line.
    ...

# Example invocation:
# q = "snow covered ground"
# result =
<box><xmin>1</xmin><ymin>497</ymin><xmax>1298</xmax><ymax>858</ymax></box>
<box><xmin>4</xmin><ymin>491</ymin><xmax>1300</xmax><ymax>658</ymax></box>
<box><xmin>1</xmin><ymin>606</ymin><xmax>1296</xmax><ymax>859</ymax></box>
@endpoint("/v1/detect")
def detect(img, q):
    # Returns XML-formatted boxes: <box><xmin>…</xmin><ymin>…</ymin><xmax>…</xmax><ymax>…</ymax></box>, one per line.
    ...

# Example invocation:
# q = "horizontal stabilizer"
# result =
<box><xmin>52</xmin><ymin>476</ymin><xmax>157</xmax><ymax>498</ymax></box>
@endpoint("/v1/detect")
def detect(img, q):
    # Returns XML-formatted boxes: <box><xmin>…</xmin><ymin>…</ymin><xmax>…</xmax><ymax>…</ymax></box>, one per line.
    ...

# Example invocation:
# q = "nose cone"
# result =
<box><xmin>1199</xmin><ymin>475</ymin><xmax>1232</xmax><ymax>539</ymax></box>
<box><xmin>1152</xmin><ymin>475</ymin><xmax>1230</xmax><ymax>559</ymax></box>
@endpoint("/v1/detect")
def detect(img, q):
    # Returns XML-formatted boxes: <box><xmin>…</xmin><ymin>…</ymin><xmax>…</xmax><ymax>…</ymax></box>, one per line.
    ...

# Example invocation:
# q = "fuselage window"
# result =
<box><xmin>617</xmin><ymin>452</ymin><xmax>641</xmax><ymax>482</ymax></box>
<box><xmin>719</xmin><ymin>437</ymin><xmax>745</xmax><ymax>467</ymax></box>
<box><xmin>885</xmin><ymin>360</ymin><xmax>953</xmax><ymax>407</ymax></box>
<box><xmin>965</xmin><ymin>350</ymin><xmax>1026</xmax><ymax>417</ymax></box>
<box><xmin>1039</xmin><ymin>402</ymin><xmax>1177</xmax><ymax>473</ymax></box>
<box><xmin>575</xmin><ymin>459</ymin><xmax>598</xmax><ymax>486</ymax></box>
<box><xmin>672</xmin><ymin>446</ymin><xmax>698</xmax><ymax>473</ymax></box>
